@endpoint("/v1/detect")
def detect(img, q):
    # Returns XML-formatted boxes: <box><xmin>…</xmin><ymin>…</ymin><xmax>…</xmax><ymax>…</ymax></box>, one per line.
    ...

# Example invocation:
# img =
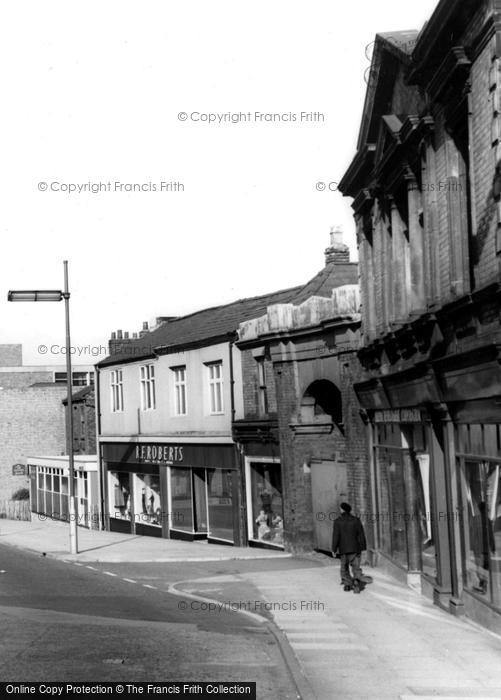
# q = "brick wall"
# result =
<box><xmin>471</xmin><ymin>35</ymin><xmax>499</xmax><ymax>286</ymax></box>
<box><xmin>0</xmin><ymin>386</ymin><xmax>67</xmax><ymax>501</ymax></box>
<box><xmin>349</xmin><ymin>3</ymin><xmax>501</xmax><ymax>350</ymax></box>
<box><xmin>272</xmin><ymin>343</ymin><xmax>369</xmax><ymax>553</ymax></box>
<box><xmin>0</xmin><ymin>371</ymin><xmax>54</xmax><ymax>389</ymax></box>
<box><xmin>241</xmin><ymin>349</ymin><xmax>277</xmax><ymax>418</ymax></box>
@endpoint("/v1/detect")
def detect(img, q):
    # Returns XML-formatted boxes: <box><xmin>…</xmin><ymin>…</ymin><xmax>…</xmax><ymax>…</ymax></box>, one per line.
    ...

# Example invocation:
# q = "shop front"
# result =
<box><xmin>357</xmin><ymin>354</ymin><xmax>501</xmax><ymax>633</ymax></box>
<box><xmin>450</xmin><ymin>400</ymin><xmax>501</xmax><ymax>627</ymax></box>
<box><xmin>372</xmin><ymin>412</ymin><xmax>438</xmax><ymax>585</ymax></box>
<box><xmin>27</xmin><ymin>455</ymin><xmax>99</xmax><ymax>529</ymax></box>
<box><xmin>101</xmin><ymin>441</ymin><xmax>241</xmax><ymax>544</ymax></box>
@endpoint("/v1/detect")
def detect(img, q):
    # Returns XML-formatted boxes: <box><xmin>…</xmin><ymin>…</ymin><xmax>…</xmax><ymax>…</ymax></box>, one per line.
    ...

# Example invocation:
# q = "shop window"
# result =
<box><xmin>109</xmin><ymin>471</ymin><xmax>131</xmax><ymax>521</ymax></box>
<box><xmin>140</xmin><ymin>364</ymin><xmax>156</xmax><ymax>411</ymax></box>
<box><xmin>172</xmin><ymin>366</ymin><xmax>187</xmax><ymax>416</ymax></box>
<box><xmin>374</xmin><ymin>422</ymin><xmax>435</xmax><ymax>575</ymax></box>
<box><xmin>170</xmin><ymin>467</ymin><xmax>194</xmax><ymax>532</ymax></box>
<box><xmin>207</xmin><ymin>361</ymin><xmax>224</xmax><ymax>414</ymax></box>
<box><xmin>133</xmin><ymin>473</ymin><xmax>162</xmax><ymax>527</ymax></box>
<box><xmin>377</xmin><ymin>447</ymin><xmax>407</xmax><ymax>568</ymax></box>
<box><xmin>415</xmin><ymin>452</ymin><xmax>436</xmax><ymax>579</ymax></box>
<box><xmin>35</xmin><ymin>466</ymin><xmax>68</xmax><ymax>521</ymax></box>
<box><xmin>461</xmin><ymin>460</ymin><xmax>501</xmax><ymax>607</ymax></box>
<box><xmin>207</xmin><ymin>469</ymin><xmax>234</xmax><ymax>542</ymax></box>
<box><xmin>248</xmin><ymin>461</ymin><xmax>283</xmax><ymax>547</ymax></box>
<box><xmin>110</xmin><ymin>369</ymin><xmax>124</xmax><ymax>412</ymax></box>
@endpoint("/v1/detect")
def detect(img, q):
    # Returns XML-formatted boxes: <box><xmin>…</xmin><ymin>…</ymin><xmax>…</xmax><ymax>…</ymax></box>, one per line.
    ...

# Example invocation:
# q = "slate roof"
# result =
<box><xmin>293</xmin><ymin>262</ymin><xmax>357</xmax><ymax>304</ymax></box>
<box><xmin>62</xmin><ymin>385</ymin><xmax>94</xmax><ymax>405</ymax></box>
<box><xmin>98</xmin><ymin>260</ymin><xmax>358</xmax><ymax>367</ymax></box>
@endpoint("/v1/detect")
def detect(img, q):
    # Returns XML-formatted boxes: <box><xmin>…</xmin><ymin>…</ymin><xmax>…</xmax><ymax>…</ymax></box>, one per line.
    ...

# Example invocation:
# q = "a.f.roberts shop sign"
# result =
<box><xmin>135</xmin><ymin>444</ymin><xmax>184</xmax><ymax>464</ymax></box>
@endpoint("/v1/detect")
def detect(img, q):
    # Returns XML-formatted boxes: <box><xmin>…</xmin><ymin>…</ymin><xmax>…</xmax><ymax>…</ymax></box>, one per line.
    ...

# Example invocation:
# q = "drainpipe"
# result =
<box><xmin>228</xmin><ymin>336</ymin><xmax>236</xmax><ymax>423</ymax></box>
<box><xmin>366</xmin><ymin>416</ymin><xmax>379</xmax><ymax>566</ymax></box>
<box><xmin>229</xmin><ymin>335</ymin><xmax>243</xmax><ymax>543</ymax></box>
<box><xmin>95</xmin><ymin>364</ymin><xmax>104</xmax><ymax>531</ymax></box>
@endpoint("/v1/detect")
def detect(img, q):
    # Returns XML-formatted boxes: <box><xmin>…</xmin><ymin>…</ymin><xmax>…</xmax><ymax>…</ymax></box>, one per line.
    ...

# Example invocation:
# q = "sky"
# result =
<box><xmin>0</xmin><ymin>0</ymin><xmax>439</xmax><ymax>365</ymax></box>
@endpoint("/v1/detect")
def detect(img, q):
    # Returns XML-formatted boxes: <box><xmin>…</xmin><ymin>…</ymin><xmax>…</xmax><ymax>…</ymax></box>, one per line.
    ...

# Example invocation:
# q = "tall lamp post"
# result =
<box><xmin>8</xmin><ymin>260</ymin><xmax>78</xmax><ymax>554</ymax></box>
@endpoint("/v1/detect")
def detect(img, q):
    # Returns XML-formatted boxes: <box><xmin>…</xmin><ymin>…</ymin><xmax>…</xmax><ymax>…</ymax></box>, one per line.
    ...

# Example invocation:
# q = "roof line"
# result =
<box><xmin>164</xmin><ymin>283</ymin><xmax>304</xmax><ymax>325</ymax></box>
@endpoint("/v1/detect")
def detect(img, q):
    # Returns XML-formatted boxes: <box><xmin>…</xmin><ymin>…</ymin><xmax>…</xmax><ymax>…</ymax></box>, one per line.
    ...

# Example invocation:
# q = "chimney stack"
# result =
<box><xmin>325</xmin><ymin>226</ymin><xmax>350</xmax><ymax>264</ymax></box>
<box><xmin>109</xmin><ymin>328</ymin><xmax>133</xmax><ymax>355</ymax></box>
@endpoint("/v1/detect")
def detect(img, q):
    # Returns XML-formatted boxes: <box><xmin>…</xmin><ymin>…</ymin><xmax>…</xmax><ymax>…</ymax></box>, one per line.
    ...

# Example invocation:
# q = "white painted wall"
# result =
<box><xmin>99</xmin><ymin>341</ymin><xmax>243</xmax><ymax>437</ymax></box>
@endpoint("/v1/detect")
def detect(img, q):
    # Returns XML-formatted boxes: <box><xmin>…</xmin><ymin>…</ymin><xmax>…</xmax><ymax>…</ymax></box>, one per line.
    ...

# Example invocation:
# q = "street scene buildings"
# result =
<box><xmin>339</xmin><ymin>0</ymin><xmax>501</xmax><ymax>634</ymax></box>
<box><xmin>96</xmin><ymin>231</ymin><xmax>363</xmax><ymax>551</ymax></box>
<box><xmin>3</xmin><ymin>0</ymin><xmax>501</xmax><ymax>696</ymax></box>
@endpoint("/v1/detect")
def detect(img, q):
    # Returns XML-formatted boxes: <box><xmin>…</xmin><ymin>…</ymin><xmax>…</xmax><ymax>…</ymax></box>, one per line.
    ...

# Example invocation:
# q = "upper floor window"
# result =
<box><xmin>207</xmin><ymin>361</ymin><xmax>224</xmax><ymax>414</ymax></box>
<box><xmin>54</xmin><ymin>371</ymin><xmax>94</xmax><ymax>386</ymax></box>
<box><xmin>172</xmin><ymin>366</ymin><xmax>187</xmax><ymax>416</ymax></box>
<box><xmin>256</xmin><ymin>357</ymin><xmax>268</xmax><ymax>416</ymax></box>
<box><xmin>140</xmin><ymin>364</ymin><xmax>156</xmax><ymax>411</ymax></box>
<box><xmin>110</xmin><ymin>369</ymin><xmax>124</xmax><ymax>412</ymax></box>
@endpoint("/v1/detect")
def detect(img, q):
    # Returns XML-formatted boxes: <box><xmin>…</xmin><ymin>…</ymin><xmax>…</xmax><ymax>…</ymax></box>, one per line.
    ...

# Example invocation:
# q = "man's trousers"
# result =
<box><xmin>340</xmin><ymin>552</ymin><xmax>362</xmax><ymax>586</ymax></box>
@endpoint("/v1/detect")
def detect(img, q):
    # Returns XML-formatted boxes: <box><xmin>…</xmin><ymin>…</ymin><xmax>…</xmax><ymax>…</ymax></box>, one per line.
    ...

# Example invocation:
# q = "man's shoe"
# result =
<box><xmin>352</xmin><ymin>580</ymin><xmax>361</xmax><ymax>594</ymax></box>
<box><xmin>343</xmin><ymin>585</ymin><xmax>352</xmax><ymax>592</ymax></box>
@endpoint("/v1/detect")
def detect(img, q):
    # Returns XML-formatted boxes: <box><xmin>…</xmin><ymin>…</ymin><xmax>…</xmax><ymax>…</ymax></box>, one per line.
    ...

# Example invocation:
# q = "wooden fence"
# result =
<box><xmin>0</xmin><ymin>499</ymin><xmax>31</xmax><ymax>521</ymax></box>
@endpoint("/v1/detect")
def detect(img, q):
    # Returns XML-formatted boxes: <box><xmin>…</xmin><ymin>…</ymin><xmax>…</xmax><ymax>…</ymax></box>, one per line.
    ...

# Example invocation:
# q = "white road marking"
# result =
<box><xmin>123</xmin><ymin>578</ymin><xmax>137</xmax><ymax>584</ymax></box>
<box><xmin>103</xmin><ymin>571</ymin><xmax>117</xmax><ymax>577</ymax></box>
<box><xmin>293</xmin><ymin>642</ymin><xmax>370</xmax><ymax>651</ymax></box>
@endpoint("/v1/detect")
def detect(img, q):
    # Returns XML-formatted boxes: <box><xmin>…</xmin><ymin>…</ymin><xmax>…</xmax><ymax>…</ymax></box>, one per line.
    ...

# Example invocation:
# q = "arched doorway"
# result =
<box><xmin>299</xmin><ymin>380</ymin><xmax>348</xmax><ymax>551</ymax></box>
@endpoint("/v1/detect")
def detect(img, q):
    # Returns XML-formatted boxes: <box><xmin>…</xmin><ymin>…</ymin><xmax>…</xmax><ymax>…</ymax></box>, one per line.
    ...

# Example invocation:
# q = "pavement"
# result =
<box><xmin>0</xmin><ymin>517</ymin><xmax>292</xmax><ymax>562</ymax></box>
<box><xmin>3</xmin><ymin>516</ymin><xmax>501</xmax><ymax>699</ymax></box>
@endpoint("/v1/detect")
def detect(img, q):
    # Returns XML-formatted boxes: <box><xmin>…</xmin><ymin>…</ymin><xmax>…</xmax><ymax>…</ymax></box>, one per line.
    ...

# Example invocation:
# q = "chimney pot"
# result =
<box><xmin>133</xmin><ymin>332</ymin><xmax>138</xmax><ymax>339</ymax></box>
<box><xmin>143</xmin><ymin>321</ymin><xmax>148</xmax><ymax>331</ymax></box>
<box><xmin>117</xmin><ymin>329</ymin><xmax>123</xmax><ymax>339</ymax></box>
<box><xmin>330</xmin><ymin>225</ymin><xmax>343</xmax><ymax>247</ymax></box>
<box><xmin>111</xmin><ymin>332</ymin><xmax>116</xmax><ymax>340</ymax></box>
<box><xmin>124</xmin><ymin>331</ymin><xmax>129</xmax><ymax>339</ymax></box>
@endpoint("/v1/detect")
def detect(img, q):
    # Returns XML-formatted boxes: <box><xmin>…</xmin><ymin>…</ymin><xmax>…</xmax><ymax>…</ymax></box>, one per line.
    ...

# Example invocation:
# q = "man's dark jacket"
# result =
<box><xmin>332</xmin><ymin>512</ymin><xmax>367</xmax><ymax>554</ymax></box>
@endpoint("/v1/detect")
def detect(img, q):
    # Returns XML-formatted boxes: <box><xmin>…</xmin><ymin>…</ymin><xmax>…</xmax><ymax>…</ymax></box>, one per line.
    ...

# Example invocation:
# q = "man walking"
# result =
<box><xmin>331</xmin><ymin>502</ymin><xmax>367</xmax><ymax>593</ymax></box>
